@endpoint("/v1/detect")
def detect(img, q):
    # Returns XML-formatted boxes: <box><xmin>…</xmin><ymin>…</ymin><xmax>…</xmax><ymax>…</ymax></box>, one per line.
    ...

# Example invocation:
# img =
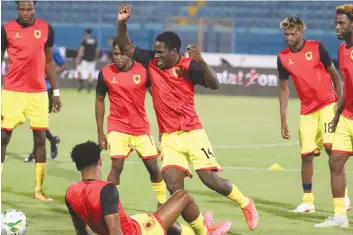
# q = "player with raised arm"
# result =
<box><xmin>116</xmin><ymin>5</ymin><xmax>259</xmax><ymax>231</ymax></box>
<box><xmin>1</xmin><ymin>0</ymin><xmax>62</xmax><ymax>201</ymax></box>
<box><xmin>95</xmin><ymin>39</ymin><xmax>167</xmax><ymax>206</ymax></box>
<box><xmin>315</xmin><ymin>4</ymin><xmax>353</xmax><ymax>228</ymax></box>
<box><xmin>277</xmin><ymin>16</ymin><xmax>351</xmax><ymax>213</ymax></box>
<box><xmin>65</xmin><ymin>141</ymin><xmax>232</xmax><ymax>235</ymax></box>
<box><xmin>25</xmin><ymin>43</ymin><xmax>66</xmax><ymax>163</ymax></box>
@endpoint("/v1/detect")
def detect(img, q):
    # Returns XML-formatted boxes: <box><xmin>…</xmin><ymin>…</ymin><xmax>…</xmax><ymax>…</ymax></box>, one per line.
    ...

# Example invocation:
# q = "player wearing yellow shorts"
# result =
<box><xmin>95</xmin><ymin>41</ymin><xmax>167</xmax><ymax>206</ymax></box>
<box><xmin>1</xmin><ymin>1</ymin><xmax>62</xmax><ymax>201</ymax></box>
<box><xmin>315</xmin><ymin>5</ymin><xmax>353</xmax><ymax>228</ymax></box>
<box><xmin>65</xmin><ymin>141</ymin><xmax>232</xmax><ymax>235</ymax></box>
<box><xmin>117</xmin><ymin>5</ymin><xmax>259</xmax><ymax>231</ymax></box>
<box><xmin>277</xmin><ymin>17</ymin><xmax>351</xmax><ymax>213</ymax></box>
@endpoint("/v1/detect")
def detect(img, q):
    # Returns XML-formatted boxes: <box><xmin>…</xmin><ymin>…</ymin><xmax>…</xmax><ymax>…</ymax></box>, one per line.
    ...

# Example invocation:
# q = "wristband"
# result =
<box><xmin>53</xmin><ymin>89</ymin><xmax>60</xmax><ymax>96</ymax></box>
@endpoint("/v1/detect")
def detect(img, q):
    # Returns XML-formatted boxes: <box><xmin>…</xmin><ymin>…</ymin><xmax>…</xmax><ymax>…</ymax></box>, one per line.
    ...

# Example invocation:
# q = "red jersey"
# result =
<box><xmin>133</xmin><ymin>48</ymin><xmax>207</xmax><ymax>134</ymax></box>
<box><xmin>96</xmin><ymin>62</ymin><xmax>150</xmax><ymax>135</ymax></box>
<box><xmin>65</xmin><ymin>180</ymin><xmax>140</xmax><ymax>235</ymax></box>
<box><xmin>277</xmin><ymin>40</ymin><xmax>337</xmax><ymax>115</ymax></box>
<box><xmin>1</xmin><ymin>19</ymin><xmax>54</xmax><ymax>92</ymax></box>
<box><xmin>338</xmin><ymin>42</ymin><xmax>353</xmax><ymax>120</ymax></box>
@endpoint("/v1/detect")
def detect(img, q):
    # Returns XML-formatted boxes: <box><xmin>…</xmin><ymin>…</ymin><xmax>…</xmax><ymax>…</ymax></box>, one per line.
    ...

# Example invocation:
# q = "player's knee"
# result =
<box><xmin>166</xmin><ymin>181</ymin><xmax>184</xmax><ymax>194</ymax></box>
<box><xmin>173</xmin><ymin>190</ymin><xmax>194</xmax><ymax>204</ymax></box>
<box><xmin>111</xmin><ymin>159</ymin><xmax>124</xmax><ymax>175</ymax></box>
<box><xmin>329</xmin><ymin>155</ymin><xmax>344</xmax><ymax>173</ymax></box>
<box><xmin>33</xmin><ymin>134</ymin><xmax>46</xmax><ymax>147</ymax></box>
<box><xmin>1</xmin><ymin>132</ymin><xmax>11</xmax><ymax>146</ymax></box>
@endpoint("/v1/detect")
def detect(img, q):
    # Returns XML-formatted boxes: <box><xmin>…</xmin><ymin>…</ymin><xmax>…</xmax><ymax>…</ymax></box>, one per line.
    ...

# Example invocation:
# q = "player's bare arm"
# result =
<box><xmin>332</xmin><ymin>89</ymin><xmax>346</xmax><ymax>129</ymax></box>
<box><xmin>95</xmin><ymin>71</ymin><xmax>108</xmax><ymax>150</ymax></box>
<box><xmin>70</xmin><ymin>214</ymin><xmax>89</xmax><ymax>235</ymax></box>
<box><xmin>76</xmin><ymin>46</ymin><xmax>84</xmax><ymax>66</ymax></box>
<box><xmin>187</xmin><ymin>44</ymin><xmax>219</xmax><ymax>90</ymax></box>
<box><xmin>56</xmin><ymin>63</ymin><xmax>67</xmax><ymax>74</ymax></box>
<box><xmin>104</xmin><ymin>213</ymin><xmax>123</xmax><ymax>235</ymax></box>
<box><xmin>117</xmin><ymin>5</ymin><xmax>135</xmax><ymax>58</ymax></box>
<box><xmin>45</xmin><ymin>46</ymin><xmax>62</xmax><ymax>113</ymax></box>
<box><xmin>279</xmin><ymin>79</ymin><xmax>290</xmax><ymax>139</ymax></box>
<box><xmin>1</xmin><ymin>25</ymin><xmax>8</xmax><ymax>64</ymax></box>
<box><xmin>326</xmin><ymin>64</ymin><xmax>343</xmax><ymax>101</ymax></box>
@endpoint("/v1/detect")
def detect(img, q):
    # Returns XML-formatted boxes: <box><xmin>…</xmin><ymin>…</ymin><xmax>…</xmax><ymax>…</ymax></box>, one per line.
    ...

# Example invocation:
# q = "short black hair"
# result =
<box><xmin>70</xmin><ymin>141</ymin><xmax>101</xmax><ymax>171</ymax></box>
<box><xmin>85</xmin><ymin>28</ymin><xmax>92</xmax><ymax>35</ymax></box>
<box><xmin>155</xmin><ymin>31</ymin><xmax>181</xmax><ymax>53</ymax></box>
<box><xmin>16</xmin><ymin>1</ymin><xmax>36</xmax><ymax>6</ymax></box>
<box><xmin>336</xmin><ymin>4</ymin><xmax>353</xmax><ymax>20</ymax></box>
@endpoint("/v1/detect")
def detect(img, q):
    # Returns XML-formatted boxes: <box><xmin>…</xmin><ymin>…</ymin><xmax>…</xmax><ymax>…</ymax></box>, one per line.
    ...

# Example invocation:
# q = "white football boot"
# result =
<box><xmin>314</xmin><ymin>215</ymin><xmax>349</xmax><ymax>228</ymax></box>
<box><xmin>345</xmin><ymin>196</ymin><xmax>352</xmax><ymax>211</ymax></box>
<box><xmin>289</xmin><ymin>203</ymin><xmax>315</xmax><ymax>213</ymax></box>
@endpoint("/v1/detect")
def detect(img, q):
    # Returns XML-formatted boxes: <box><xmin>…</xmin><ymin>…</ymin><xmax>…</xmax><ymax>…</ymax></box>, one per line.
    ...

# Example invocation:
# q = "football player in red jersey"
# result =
<box><xmin>277</xmin><ymin>16</ymin><xmax>351</xmax><ymax>213</ymax></box>
<box><xmin>315</xmin><ymin>4</ymin><xmax>353</xmax><ymax>228</ymax></box>
<box><xmin>65</xmin><ymin>141</ymin><xmax>232</xmax><ymax>235</ymax></box>
<box><xmin>95</xmin><ymin>39</ymin><xmax>167</xmax><ymax>206</ymax></box>
<box><xmin>116</xmin><ymin>5</ymin><xmax>259</xmax><ymax>231</ymax></box>
<box><xmin>1</xmin><ymin>0</ymin><xmax>62</xmax><ymax>201</ymax></box>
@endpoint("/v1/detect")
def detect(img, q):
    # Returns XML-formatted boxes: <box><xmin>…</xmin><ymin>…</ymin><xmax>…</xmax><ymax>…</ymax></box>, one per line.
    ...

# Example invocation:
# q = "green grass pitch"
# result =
<box><xmin>1</xmin><ymin>89</ymin><xmax>352</xmax><ymax>235</ymax></box>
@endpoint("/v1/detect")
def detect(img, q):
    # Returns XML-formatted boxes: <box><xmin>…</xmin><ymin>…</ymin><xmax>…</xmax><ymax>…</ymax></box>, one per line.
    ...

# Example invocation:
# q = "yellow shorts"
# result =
<box><xmin>160</xmin><ymin>129</ymin><xmax>222</xmax><ymax>177</ymax></box>
<box><xmin>1</xmin><ymin>90</ymin><xmax>49</xmax><ymax>131</ymax></box>
<box><xmin>299</xmin><ymin>103</ymin><xmax>336</xmax><ymax>156</ymax></box>
<box><xmin>131</xmin><ymin>213</ymin><xmax>166</xmax><ymax>235</ymax></box>
<box><xmin>107</xmin><ymin>131</ymin><xmax>159</xmax><ymax>159</ymax></box>
<box><xmin>332</xmin><ymin>116</ymin><xmax>353</xmax><ymax>155</ymax></box>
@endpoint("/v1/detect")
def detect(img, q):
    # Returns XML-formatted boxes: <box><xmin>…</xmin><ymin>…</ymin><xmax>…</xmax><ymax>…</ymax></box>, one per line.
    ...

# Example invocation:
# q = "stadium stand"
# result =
<box><xmin>1</xmin><ymin>1</ymin><xmax>347</xmax><ymax>56</ymax></box>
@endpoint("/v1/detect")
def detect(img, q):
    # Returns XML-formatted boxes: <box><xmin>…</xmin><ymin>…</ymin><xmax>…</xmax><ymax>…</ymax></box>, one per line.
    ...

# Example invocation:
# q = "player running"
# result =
<box><xmin>65</xmin><ymin>141</ymin><xmax>232</xmax><ymax>235</ymax></box>
<box><xmin>1</xmin><ymin>0</ymin><xmax>62</xmax><ymax>201</ymax></box>
<box><xmin>95</xmin><ymin>39</ymin><xmax>167</xmax><ymax>206</ymax></box>
<box><xmin>277</xmin><ymin>16</ymin><xmax>351</xmax><ymax>213</ymax></box>
<box><xmin>25</xmin><ymin>44</ymin><xmax>66</xmax><ymax>163</ymax></box>
<box><xmin>116</xmin><ymin>5</ymin><xmax>259</xmax><ymax>231</ymax></box>
<box><xmin>315</xmin><ymin>4</ymin><xmax>353</xmax><ymax>228</ymax></box>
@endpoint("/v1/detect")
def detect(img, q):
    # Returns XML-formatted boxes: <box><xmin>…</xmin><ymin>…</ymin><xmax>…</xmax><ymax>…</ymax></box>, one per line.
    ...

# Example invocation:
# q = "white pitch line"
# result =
<box><xmin>214</xmin><ymin>142</ymin><xmax>298</xmax><ymax>149</ymax></box>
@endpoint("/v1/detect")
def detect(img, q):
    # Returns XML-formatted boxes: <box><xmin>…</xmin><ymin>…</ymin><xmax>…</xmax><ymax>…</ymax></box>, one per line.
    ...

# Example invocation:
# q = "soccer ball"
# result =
<box><xmin>1</xmin><ymin>209</ymin><xmax>28</xmax><ymax>235</ymax></box>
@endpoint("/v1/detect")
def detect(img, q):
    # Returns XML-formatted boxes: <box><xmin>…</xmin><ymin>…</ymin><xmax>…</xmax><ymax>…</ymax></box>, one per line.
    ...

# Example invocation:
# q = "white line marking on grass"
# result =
<box><xmin>214</xmin><ymin>142</ymin><xmax>298</xmax><ymax>149</ymax></box>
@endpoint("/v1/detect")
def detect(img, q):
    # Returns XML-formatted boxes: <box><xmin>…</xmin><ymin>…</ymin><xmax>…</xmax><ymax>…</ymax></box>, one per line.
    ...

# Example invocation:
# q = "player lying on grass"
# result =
<box><xmin>116</xmin><ymin>5</ymin><xmax>259</xmax><ymax>231</ymax></box>
<box><xmin>1</xmin><ymin>0</ymin><xmax>62</xmax><ymax>201</ymax></box>
<box><xmin>315</xmin><ymin>4</ymin><xmax>353</xmax><ymax>228</ymax></box>
<box><xmin>277</xmin><ymin>16</ymin><xmax>351</xmax><ymax>213</ymax></box>
<box><xmin>95</xmin><ymin>39</ymin><xmax>167</xmax><ymax>207</ymax></box>
<box><xmin>65</xmin><ymin>141</ymin><xmax>232</xmax><ymax>235</ymax></box>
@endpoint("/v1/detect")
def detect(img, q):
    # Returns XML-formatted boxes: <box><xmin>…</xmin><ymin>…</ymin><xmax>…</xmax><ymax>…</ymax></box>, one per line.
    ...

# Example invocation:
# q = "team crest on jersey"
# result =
<box><xmin>133</xmin><ymin>75</ymin><xmax>141</xmax><ymax>84</ymax></box>
<box><xmin>34</xmin><ymin>30</ymin><xmax>41</xmax><ymax>39</ymax></box>
<box><xmin>143</xmin><ymin>215</ymin><xmax>155</xmax><ymax>231</ymax></box>
<box><xmin>172</xmin><ymin>67</ymin><xmax>181</xmax><ymax>78</ymax></box>
<box><xmin>305</xmin><ymin>51</ymin><xmax>312</xmax><ymax>61</ymax></box>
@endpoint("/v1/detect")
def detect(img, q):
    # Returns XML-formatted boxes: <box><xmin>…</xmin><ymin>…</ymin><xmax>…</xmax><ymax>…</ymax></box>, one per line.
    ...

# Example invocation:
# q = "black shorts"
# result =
<box><xmin>48</xmin><ymin>89</ymin><xmax>54</xmax><ymax>113</ymax></box>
